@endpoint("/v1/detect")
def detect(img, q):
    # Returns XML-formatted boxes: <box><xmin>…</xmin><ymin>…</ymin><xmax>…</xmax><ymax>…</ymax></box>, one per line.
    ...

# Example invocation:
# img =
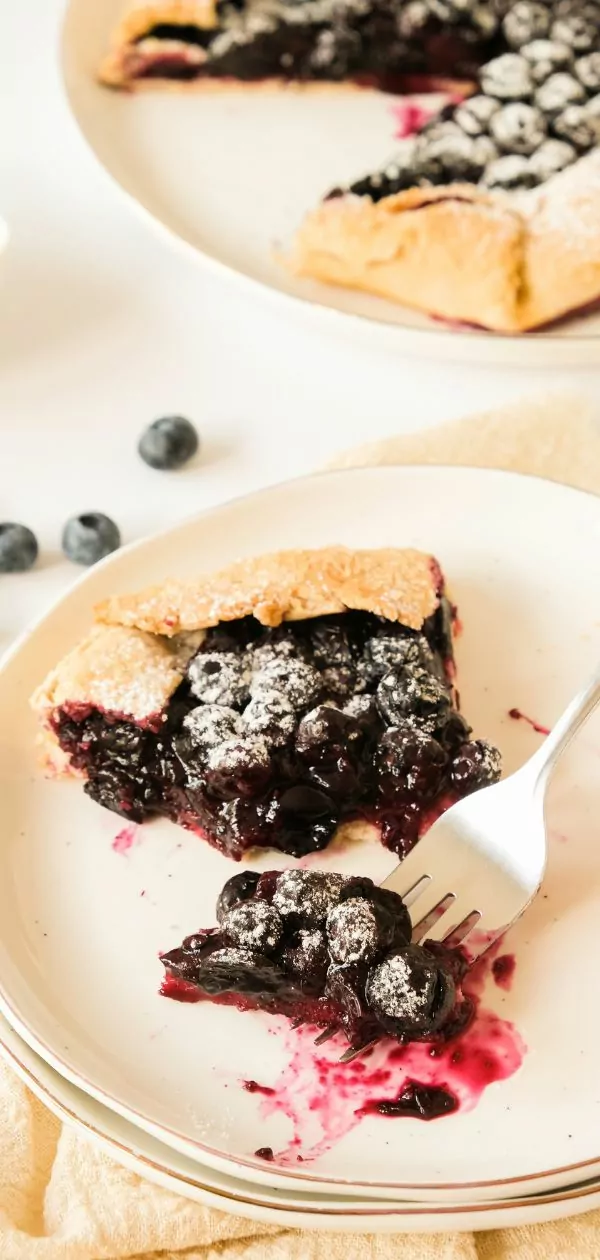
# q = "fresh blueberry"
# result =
<box><xmin>0</xmin><ymin>522</ymin><xmax>38</xmax><ymax>573</ymax></box>
<box><xmin>61</xmin><ymin>513</ymin><xmax>121</xmax><ymax>566</ymax></box>
<box><xmin>138</xmin><ymin>416</ymin><xmax>199</xmax><ymax>470</ymax></box>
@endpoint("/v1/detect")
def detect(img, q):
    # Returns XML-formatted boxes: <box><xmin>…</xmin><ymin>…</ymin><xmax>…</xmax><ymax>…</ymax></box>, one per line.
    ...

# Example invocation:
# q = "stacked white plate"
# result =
<box><xmin>1</xmin><ymin>466</ymin><xmax>600</xmax><ymax>1232</ymax></box>
<box><xmin>61</xmin><ymin>0</ymin><xmax>600</xmax><ymax>366</ymax></box>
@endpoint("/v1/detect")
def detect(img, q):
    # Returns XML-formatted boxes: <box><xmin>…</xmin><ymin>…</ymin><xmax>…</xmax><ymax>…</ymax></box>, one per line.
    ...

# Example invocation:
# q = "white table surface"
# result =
<box><xmin>1</xmin><ymin>1</ymin><xmax>599</xmax><ymax>657</ymax></box>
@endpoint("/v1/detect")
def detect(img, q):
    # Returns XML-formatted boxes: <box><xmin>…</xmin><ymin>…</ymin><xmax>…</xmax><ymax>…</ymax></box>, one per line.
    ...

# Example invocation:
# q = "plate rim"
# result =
<box><xmin>4</xmin><ymin>1017</ymin><xmax>600</xmax><ymax>1229</ymax></box>
<box><xmin>0</xmin><ymin>461</ymin><xmax>599</xmax><ymax>1198</ymax></box>
<box><xmin>59</xmin><ymin>0</ymin><xmax>600</xmax><ymax>368</ymax></box>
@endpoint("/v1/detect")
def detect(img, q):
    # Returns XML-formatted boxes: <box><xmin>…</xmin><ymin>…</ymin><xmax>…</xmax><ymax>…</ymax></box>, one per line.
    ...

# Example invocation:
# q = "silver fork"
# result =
<box><xmin>315</xmin><ymin>662</ymin><xmax>600</xmax><ymax>1064</ymax></box>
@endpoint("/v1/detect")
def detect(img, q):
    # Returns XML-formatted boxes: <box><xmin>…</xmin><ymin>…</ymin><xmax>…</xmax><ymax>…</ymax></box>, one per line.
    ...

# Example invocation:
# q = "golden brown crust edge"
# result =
<box><xmin>31</xmin><ymin>546</ymin><xmax>441</xmax><ymax>739</ymax></box>
<box><xmin>31</xmin><ymin>625</ymin><xmax>204</xmax><ymax>725</ymax></box>
<box><xmin>289</xmin><ymin>152</ymin><xmax>600</xmax><ymax>334</ymax></box>
<box><xmin>95</xmin><ymin>546</ymin><xmax>441</xmax><ymax>636</ymax></box>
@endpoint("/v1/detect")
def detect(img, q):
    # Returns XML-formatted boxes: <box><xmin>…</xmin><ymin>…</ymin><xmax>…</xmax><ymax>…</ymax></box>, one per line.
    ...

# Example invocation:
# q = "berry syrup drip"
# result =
<box><xmin>111</xmin><ymin>824</ymin><xmax>139</xmax><ymax>855</ymax></box>
<box><xmin>508</xmin><ymin>708</ymin><xmax>551</xmax><ymax>736</ymax></box>
<box><xmin>249</xmin><ymin>948</ymin><xmax>524</xmax><ymax>1164</ymax></box>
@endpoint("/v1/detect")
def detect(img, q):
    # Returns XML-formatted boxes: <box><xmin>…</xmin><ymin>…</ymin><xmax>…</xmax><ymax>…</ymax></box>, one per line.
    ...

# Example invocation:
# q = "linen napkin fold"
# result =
<box><xmin>1</xmin><ymin>389</ymin><xmax>599</xmax><ymax>1260</ymax></box>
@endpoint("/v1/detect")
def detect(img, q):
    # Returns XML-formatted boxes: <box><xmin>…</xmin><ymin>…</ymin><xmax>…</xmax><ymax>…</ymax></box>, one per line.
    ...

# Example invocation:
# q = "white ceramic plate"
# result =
<box><xmin>0</xmin><ymin>466</ymin><xmax>600</xmax><ymax>1201</ymax></box>
<box><xmin>5</xmin><ymin>1011</ymin><xmax>600</xmax><ymax>1233</ymax></box>
<box><xmin>60</xmin><ymin>0</ymin><xmax>600</xmax><ymax>366</ymax></box>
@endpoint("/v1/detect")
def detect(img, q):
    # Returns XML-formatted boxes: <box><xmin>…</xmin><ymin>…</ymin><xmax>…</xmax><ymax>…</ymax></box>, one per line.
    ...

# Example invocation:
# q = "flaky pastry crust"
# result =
<box><xmin>290</xmin><ymin>152</ymin><xmax>600</xmax><ymax>333</ymax></box>
<box><xmin>32</xmin><ymin>546</ymin><xmax>441</xmax><ymax>734</ymax></box>
<box><xmin>31</xmin><ymin>625</ymin><xmax>203</xmax><ymax>724</ymax></box>
<box><xmin>95</xmin><ymin>546</ymin><xmax>441</xmax><ymax>636</ymax></box>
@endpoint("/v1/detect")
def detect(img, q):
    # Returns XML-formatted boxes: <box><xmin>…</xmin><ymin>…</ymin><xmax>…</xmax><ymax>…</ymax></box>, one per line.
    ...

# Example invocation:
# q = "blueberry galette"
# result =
<box><xmin>161</xmin><ymin>867</ymin><xmax>472</xmax><ymax>1063</ymax></box>
<box><xmin>32</xmin><ymin>546</ymin><xmax>500</xmax><ymax>860</ymax></box>
<box><xmin>100</xmin><ymin>0</ymin><xmax>600</xmax><ymax>330</ymax></box>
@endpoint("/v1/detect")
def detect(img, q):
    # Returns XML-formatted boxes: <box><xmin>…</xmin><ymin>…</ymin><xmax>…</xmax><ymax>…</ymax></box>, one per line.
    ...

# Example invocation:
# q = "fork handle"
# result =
<box><xmin>520</xmin><ymin>661</ymin><xmax>600</xmax><ymax>793</ymax></box>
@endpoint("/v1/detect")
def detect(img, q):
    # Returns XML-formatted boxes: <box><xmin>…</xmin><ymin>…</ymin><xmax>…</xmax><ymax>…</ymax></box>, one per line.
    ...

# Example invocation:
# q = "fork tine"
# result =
<box><xmin>338</xmin><ymin>1039</ymin><xmax>378</xmax><ymax>1065</ymax></box>
<box><xmin>411</xmin><ymin>893</ymin><xmax>456</xmax><ymax>943</ymax></box>
<box><xmin>289</xmin><ymin>1017</ymin><xmax>304</xmax><ymax>1030</ymax></box>
<box><xmin>313</xmin><ymin>1024</ymin><xmax>338</xmax><ymax>1046</ymax></box>
<box><xmin>440</xmin><ymin>911</ymin><xmax>482</xmax><ymax>950</ymax></box>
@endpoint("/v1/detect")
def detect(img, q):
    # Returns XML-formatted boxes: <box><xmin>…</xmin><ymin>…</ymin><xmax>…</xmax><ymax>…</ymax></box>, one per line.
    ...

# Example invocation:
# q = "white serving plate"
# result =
<box><xmin>5</xmin><ymin>1009</ymin><xmax>600</xmax><ymax>1233</ymax></box>
<box><xmin>60</xmin><ymin>0</ymin><xmax>600</xmax><ymax>366</ymax></box>
<box><xmin>0</xmin><ymin>466</ymin><xmax>599</xmax><ymax>1202</ymax></box>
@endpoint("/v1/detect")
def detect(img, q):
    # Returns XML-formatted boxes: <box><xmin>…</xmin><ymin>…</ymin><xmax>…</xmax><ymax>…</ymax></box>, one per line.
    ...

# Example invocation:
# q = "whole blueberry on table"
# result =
<box><xmin>62</xmin><ymin>513</ymin><xmax>121</xmax><ymax>565</ymax></box>
<box><xmin>138</xmin><ymin>416</ymin><xmax>199</xmax><ymax>470</ymax></box>
<box><xmin>0</xmin><ymin>522</ymin><xmax>38</xmax><ymax>572</ymax></box>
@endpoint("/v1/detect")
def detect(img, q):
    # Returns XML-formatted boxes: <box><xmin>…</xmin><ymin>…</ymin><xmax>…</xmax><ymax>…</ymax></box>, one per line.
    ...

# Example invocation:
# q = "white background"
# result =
<box><xmin>1</xmin><ymin>0</ymin><xmax>599</xmax><ymax>654</ymax></box>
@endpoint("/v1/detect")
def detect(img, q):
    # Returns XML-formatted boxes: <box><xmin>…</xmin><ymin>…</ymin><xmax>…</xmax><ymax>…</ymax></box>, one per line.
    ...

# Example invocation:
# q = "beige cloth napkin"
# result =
<box><xmin>2</xmin><ymin>391</ymin><xmax>600</xmax><ymax>1260</ymax></box>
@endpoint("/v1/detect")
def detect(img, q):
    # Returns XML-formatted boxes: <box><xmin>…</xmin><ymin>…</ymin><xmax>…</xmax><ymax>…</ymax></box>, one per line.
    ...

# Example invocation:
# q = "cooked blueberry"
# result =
<box><xmin>342</xmin><ymin>694</ymin><xmax>382</xmax><ymax>736</ymax></box>
<box><xmin>552</xmin><ymin>102</ymin><xmax>600</xmax><ymax>147</ymax></box>
<box><xmin>84</xmin><ymin>766</ymin><xmax>152</xmax><ymax>822</ymax></box>
<box><xmin>214</xmin><ymin>794</ymin><xmax>281</xmax><ymax>859</ymax></box>
<box><xmin>522</xmin><ymin>38</ymin><xmax>574</xmax><ymax>84</ymax></box>
<box><xmin>183</xmin><ymin>704</ymin><xmax>243</xmax><ymax>750</ymax></box>
<box><xmin>254</xmin><ymin>869</ymin><xmax>280</xmax><ymax>903</ymax></box>
<box><xmin>535</xmin><ymin>70</ymin><xmax>586</xmax><ymax>114</ymax></box>
<box><xmin>360</xmin><ymin>632</ymin><xmax>435</xmax><ymax>683</ymax></box>
<box><xmin>480</xmin><ymin>53</ymin><xmax>533</xmax><ymax>101</ymax></box>
<box><xmin>490</xmin><ymin>101</ymin><xmax>547</xmax><ymax>153</ymax></box>
<box><xmin>272</xmin><ymin>868</ymin><xmax>345</xmax><ymax>924</ymax></box>
<box><xmin>377</xmin><ymin>665</ymin><xmax>452</xmax><ymax>732</ymax></box>
<box><xmin>435</xmin><ymin>709</ymin><xmax>472</xmax><ymax>753</ymax></box>
<box><xmin>277</xmin><ymin>785</ymin><xmax>339</xmax><ymax>857</ymax></box>
<box><xmin>282</xmin><ymin>926</ymin><xmax>329</xmax><ymax>990</ymax></box>
<box><xmin>449</xmin><ymin>738</ymin><xmax>502</xmax><ymax>792</ymax></box>
<box><xmin>222</xmin><ymin>900</ymin><xmax>283</xmax><ymax>954</ymax></box>
<box><xmin>308</xmin><ymin>617</ymin><xmax>354</xmax><ymax>669</ymax></box>
<box><xmin>416</xmin><ymin>131</ymin><xmax>485</xmax><ymax>184</ymax></box>
<box><xmin>295</xmin><ymin>705</ymin><xmax>363</xmax><ymax>760</ymax></box>
<box><xmin>529</xmin><ymin>136</ymin><xmax>577</xmax><ymax>177</ymax></box>
<box><xmin>189</xmin><ymin>947</ymin><xmax>285</xmax><ymax>997</ymax></box>
<box><xmin>339</xmin><ymin>879</ymin><xmax>412</xmax><ymax>949</ymax></box>
<box><xmin>182</xmin><ymin>928</ymin><xmax>220</xmax><ymax>954</ymax></box>
<box><xmin>307</xmin><ymin>748</ymin><xmax>362</xmax><ymax>802</ymax></box>
<box><xmin>216</xmin><ymin>870</ymin><xmax>261</xmax><ymax>921</ymax></box>
<box><xmin>250</xmin><ymin>657</ymin><xmax>322</xmax><ymax>711</ymax></box>
<box><xmin>138</xmin><ymin>415</ymin><xmax>199</xmax><ymax>470</ymax></box>
<box><xmin>365</xmin><ymin>946</ymin><xmax>456</xmax><ymax>1037</ymax></box>
<box><xmin>454</xmin><ymin>94</ymin><xmax>500</xmax><ymax>136</ymax></box>
<box><xmin>187</xmin><ymin>651</ymin><xmax>250</xmax><ymax>708</ymax></box>
<box><xmin>575</xmin><ymin>52</ymin><xmax>600</xmax><ymax>92</ymax></box>
<box><xmin>243</xmin><ymin>690</ymin><xmax>296</xmax><ymax>747</ymax></box>
<box><xmin>375</xmin><ymin>722</ymin><xmax>447</xmax><ymax>804</ymax></box>
<box><xmin>206</xmin><ymin>736</ymin><xmax>272</xmax><ymax>797</ymax></box>
<box><xmin>61</xmin><ymin>513</ymin><xmax>121</xmax><ymax>565</ymax></box>
<box><xmin>503</xmin><ymin>1</ymin><xmax>550</xmax><ymax>49</ymax></box>
<box><xmin>325</xmin><ymin>962</ymin><xmax>378</xmax><ymax>1042</ymax></box>
<box><xmin>551</xmin><ymin>13</ymin><xmax>597</xmax><ymax>54</ymax></box>
<box><xmin>481</xmin><ymin>153</ymin><xmax>538</xmax><ymax>188</ymax></box>
<box><xmin>0</xmin><ymin>522</ymin><xmax>38</xmax><ymax>573</ymax></box>
<box><xmin>326</xmin><ymin>897</ymin><xmax>382</xmax><ymax>965</ymax></box>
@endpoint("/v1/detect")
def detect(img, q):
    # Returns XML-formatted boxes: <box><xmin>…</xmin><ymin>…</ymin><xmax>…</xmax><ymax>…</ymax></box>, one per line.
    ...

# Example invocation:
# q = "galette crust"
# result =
<box><xmin>289</xmin><ymin>151</ymin><xmax>600</xmax><ymax>333</ymax></box>
<box><xmin>31</xmin><ymin>547</ymin><xmax>441</xmax><ymax>731</ymax></box>
<box><xmin>95</xmin><ymin>546</ymin><xmax>441</xmax><ymax>636</ymax></box>
<box><xmin>31</xmin><ymin>625</ymin><xmax>203</xmax><ymax>723</ymax></box>
<box><xmin>100</xmin><ymin>1</ymin><xmax>218</xmax><ymax>86</ymax></box>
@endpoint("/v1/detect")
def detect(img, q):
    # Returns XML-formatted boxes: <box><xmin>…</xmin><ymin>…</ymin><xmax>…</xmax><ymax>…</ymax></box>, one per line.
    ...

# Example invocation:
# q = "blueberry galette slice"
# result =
<box><xmin>32</xmin><ymin>546</ymin><xmax>500</xmax><ymax>860</ymax></box>
<box><xmin>290</xmin><ymin>13</ymin><xmax>600</xmax><ymax>332</ymax></box>
<box><xmin>161</xmin><ymin>867</ymin><xmax>472</xmax><ymax>1066</ymax></box>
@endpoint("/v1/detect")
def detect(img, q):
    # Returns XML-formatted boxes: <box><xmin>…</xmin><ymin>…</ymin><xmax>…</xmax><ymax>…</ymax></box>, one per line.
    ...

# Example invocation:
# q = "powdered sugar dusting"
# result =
<box><xmin>514</xmin><ymin>149</ymin><xmax>600</xmax><ymax>246</ymax></box>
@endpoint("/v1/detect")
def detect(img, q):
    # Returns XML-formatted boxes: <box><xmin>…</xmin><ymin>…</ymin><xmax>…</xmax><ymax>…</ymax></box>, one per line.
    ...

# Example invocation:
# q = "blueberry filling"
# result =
<box><xmin>160</xmin><ymin>868</ymin><xmax>472</xmax><ymax>1057</ymax></box>
<box><xmin>51</xmin><ymin>604</ymin><xmax>500</xmax><ymax>860</ymax></box>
